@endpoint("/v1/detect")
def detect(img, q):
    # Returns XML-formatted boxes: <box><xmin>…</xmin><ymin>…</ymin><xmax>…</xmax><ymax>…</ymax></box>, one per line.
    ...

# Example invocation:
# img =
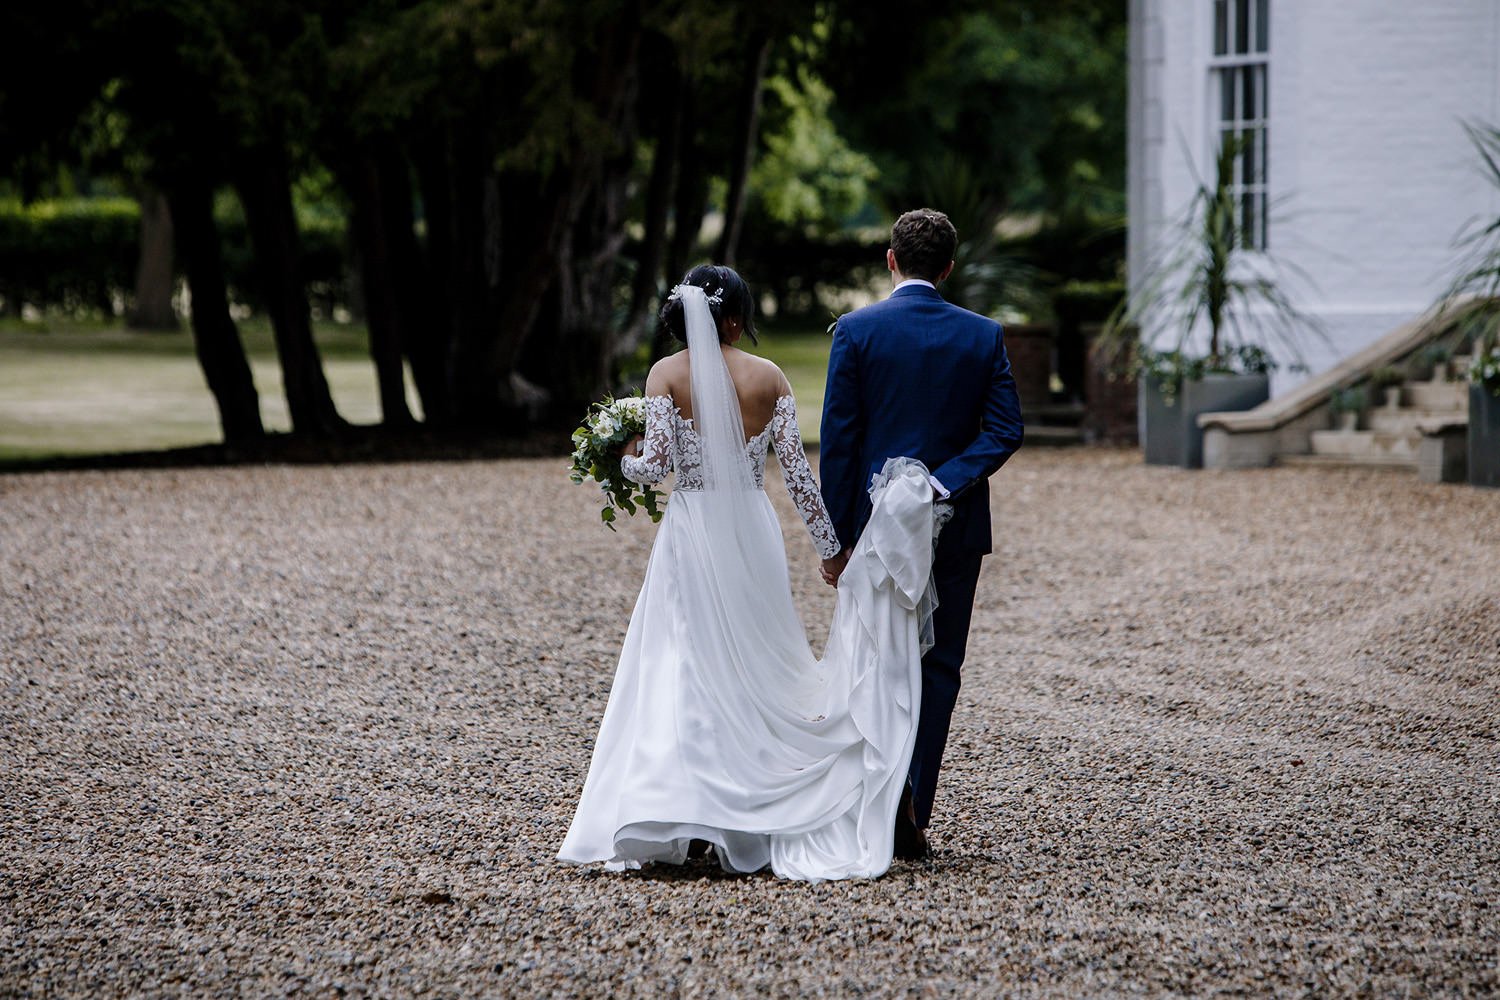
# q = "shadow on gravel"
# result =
<box><xmin>0</xmin><ymin>424</ymin><xmax>575</xmax><ymax>474</ymax></box>
<box><xmin>566</xmin><ymin>851</ymin><xmax>999</xmax><ymax>884</ymax></box>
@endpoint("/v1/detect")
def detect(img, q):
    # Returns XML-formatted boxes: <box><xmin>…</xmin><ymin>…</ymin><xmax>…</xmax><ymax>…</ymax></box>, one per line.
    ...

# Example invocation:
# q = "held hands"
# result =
<box><xmin>620</xmin><ymin>434</ymin><xmax>644</xmax><ymax>461</ymax></box>
<box><xmin>819</xmin><ymin>549</ymin><xmax>850</xmax><ymax>588</ymax></box>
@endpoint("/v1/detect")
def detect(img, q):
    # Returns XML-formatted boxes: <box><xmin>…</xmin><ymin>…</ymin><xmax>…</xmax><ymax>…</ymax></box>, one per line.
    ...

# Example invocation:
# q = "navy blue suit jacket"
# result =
<box><xmin>819</xmin><ymin>283</ymin><xmax>1024</xmax><ymax>556</ymax></box>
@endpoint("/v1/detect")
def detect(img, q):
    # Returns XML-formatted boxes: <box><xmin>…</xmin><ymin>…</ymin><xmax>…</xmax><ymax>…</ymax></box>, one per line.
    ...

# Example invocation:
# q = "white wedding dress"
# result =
<box><xmin>557</xmin><ymin>286</ymin><xmax>941</xmax><ymax>882</ymax></box>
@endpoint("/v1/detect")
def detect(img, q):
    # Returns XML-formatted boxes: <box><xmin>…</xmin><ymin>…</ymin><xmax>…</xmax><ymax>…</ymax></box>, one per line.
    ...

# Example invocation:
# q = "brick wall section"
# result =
<box><xmin>1085</xmin><ymin>329</ymin><xmax>1138</xmax><ymax>444</ymax></box>
<box><xmin>1003</xmin><ymin>323</ymin><xmax>1054</xmax><ymax>413</ymax></box>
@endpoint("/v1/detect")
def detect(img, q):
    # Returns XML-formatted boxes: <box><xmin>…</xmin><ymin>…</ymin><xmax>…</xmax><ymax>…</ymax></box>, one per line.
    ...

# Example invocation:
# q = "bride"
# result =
<box><xmin>557</xmin><ymin>265</ymin><xmax>942</xmax><ymax>882</ymax></box>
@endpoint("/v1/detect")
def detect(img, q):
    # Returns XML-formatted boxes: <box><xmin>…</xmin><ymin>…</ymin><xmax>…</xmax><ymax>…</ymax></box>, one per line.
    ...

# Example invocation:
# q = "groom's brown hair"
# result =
<box><xmin>890</xmin><ymin>208</ymin><xmax>957</xmax><ymax>282</ymax></box>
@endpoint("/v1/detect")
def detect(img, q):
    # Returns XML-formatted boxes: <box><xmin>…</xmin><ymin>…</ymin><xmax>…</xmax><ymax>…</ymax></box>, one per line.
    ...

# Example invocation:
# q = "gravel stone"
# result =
<box><xmin>1</xmin><ymin>448</ymin><xmax>1497</xmax><ymax>996</ymax></box>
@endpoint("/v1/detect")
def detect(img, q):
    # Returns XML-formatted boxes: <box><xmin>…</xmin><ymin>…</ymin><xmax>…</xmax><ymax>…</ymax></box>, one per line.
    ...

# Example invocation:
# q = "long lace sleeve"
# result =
<box><xmin>770</xmin><ymin>394</ymin><xmax>842</xmax><ymax>560</ymax></box>
<box><xmin>621</xmin><ymin>395</ymin><xmax>675</xmax><ymax>485</ymax></box>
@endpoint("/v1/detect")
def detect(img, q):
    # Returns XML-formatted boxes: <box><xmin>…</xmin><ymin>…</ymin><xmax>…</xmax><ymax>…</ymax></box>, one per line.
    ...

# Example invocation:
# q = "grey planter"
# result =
<box><xmin>1139</xmin><ymin>375</ymin><xmax>1185</xmax><ymax>466</ymax></box>
<box><xmin>1470</xmin><ymin>384</ymin><xmax>1500</xmax><ymax>488</ymax></box>
<box><xmin>1140</xmin><ymin>372</ymin><xmax>1271</xmax><ymax>469</ymax></box>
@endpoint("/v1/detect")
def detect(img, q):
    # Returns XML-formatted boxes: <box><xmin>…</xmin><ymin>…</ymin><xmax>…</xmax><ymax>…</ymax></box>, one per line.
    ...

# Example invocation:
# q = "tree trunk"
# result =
<box><xmin>488</xmin><ymin>170</ymin><xmax>576</xmax><ymax>420</ymax></box>
<box><xmin>426</xmin><ymin>126</ymin><xmax>507</xmax><ymax>427</ymax></box>
<box><xmin>166</xmin><ymin>176</ymin><xmax>264</xmax><ymax>445</ymax></box>
<box><xmin>346</xmin><ymin>145</ymin><xmax>416</xmax><ymax>427</ymax></box>
<box><xmin>617</xmin><ymin>58</ymin><xmax>683</xmax><ymax>359</ymax></box>
<box><xmin>374</xmin><ymin>143</ymin><xmax>442</xmax><ymax>422</ymax></box>
<box><xmin>526</xmin><ymin>133</ymin><xmax>635</xmax><ymax>419</ymax></box>
<box><xmin>413</xmin><ymin>139</ymin><xmax>458</xmax><ymax>425</ymax></box>
<box><xmin>235</xmin><ymin>141</ymin><xmax>345</xmax><ymax>436</ymax></box>
<box><xmin>513</xmin><ymin>13</ymin><xmax>642</xmax><ymax>420</ymax></box>
<box><xmin>665</xmin><ymin>85</ymin><xmax>708</xmax><ymax>287</ymax></box>
<box><xmin>127</xmin><ymin>186</ymin><xmax>178</xmax><ymax>330</ymax></box>
<box><xmin>658</xmin><ymin>86</ymin><xmax>709</xmax><ymax>362</ymax></box>
<box><xmin>714</xmin><ymin>31</ymin><xmax>771</xmax><ymax>268</ymax></box>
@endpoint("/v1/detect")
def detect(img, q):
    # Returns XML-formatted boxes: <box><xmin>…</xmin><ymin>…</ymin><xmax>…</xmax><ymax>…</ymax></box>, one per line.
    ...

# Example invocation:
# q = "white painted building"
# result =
<box><xmin>1128</xmin><ymin>0</ymin><xmax>1500</xmax><ymax>391</ymax></box>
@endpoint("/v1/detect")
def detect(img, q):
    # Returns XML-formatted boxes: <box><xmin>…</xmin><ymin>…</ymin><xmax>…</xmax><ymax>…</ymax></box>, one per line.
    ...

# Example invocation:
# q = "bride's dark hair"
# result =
<box><xmin>659</xmin><ymin>264</ymin><xmax>758</xmax><ymax>345</ymax></box>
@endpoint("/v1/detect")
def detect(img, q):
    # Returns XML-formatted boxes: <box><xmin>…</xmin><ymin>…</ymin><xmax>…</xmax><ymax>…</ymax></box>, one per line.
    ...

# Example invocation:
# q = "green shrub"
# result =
<box><xmin>0</xmin><ymin>198</ymin><xmax>139</xmax><ymax>315</ymax></box>
<box><xmin>0</xmin><ymin>196</ymin><xmax>353</xmax><ymax>318</ymax></box>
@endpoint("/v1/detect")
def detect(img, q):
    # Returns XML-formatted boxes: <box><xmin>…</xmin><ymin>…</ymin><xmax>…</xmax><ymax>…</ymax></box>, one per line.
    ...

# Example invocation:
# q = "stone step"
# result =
<box><xmin>1308</xmin><ymin>429</ymin><xmax>1420</xmax><ymax>465</ymax></box>
<box><xmin>1366</xmin><ymin>407</ymin><xmax>1471</xmax><ymax>435</ymax></box>
<box><xmin>1400</xmin><ymin>381</ymin><xmax>1468</xmax><ymax>411</ymax></box>
<box><xmin>1029</xmin><ymin>402</ymin><xmax>1087</xmax><ymax>426</ymax></box>
<box><xmin>1025</xmin><ymin>424</ymin><xmax>1086</xmax><ymax>446</ymax></box>
<box><xmin>1279</xmin><ymin>453</ymin><xmax>1417</xmax><ymax>470</ymax></box>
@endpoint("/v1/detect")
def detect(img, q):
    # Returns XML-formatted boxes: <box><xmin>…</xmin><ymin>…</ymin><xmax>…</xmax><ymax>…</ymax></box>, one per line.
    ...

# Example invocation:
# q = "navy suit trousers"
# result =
<box><xmin>908</xmin><ymin>524</ymin><xmax>984</xmax><ymax>829</ymax></box>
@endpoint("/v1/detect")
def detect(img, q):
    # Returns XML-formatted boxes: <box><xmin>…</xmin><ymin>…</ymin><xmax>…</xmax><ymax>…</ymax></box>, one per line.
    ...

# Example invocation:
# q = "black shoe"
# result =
<box><xmin>893</xmin><ymin>783</ymin><xmax>929</xmax><ymax>860</ymax></box>
<box><xmin>686</xmin><ymin>838</ymin><xmax>712</xmax><ymax>860</ymax></box>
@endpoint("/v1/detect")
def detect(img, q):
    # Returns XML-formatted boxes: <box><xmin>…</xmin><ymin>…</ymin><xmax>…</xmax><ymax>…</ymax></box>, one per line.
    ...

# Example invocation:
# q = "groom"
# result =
<box><xmin>818</xmin><ymin>208</ymin><xmax>1024</xmax><ymax>858</ymax></box>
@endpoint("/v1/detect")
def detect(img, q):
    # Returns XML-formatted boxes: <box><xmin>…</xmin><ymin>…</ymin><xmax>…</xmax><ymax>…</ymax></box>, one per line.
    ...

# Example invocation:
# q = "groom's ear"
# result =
<box><xmin>886</xmin><ymin>248</ymin><xmax>898</xmax><ymax>274</ymax></box>
<box><xmin>938</xmin><ymin>260</ymin><xmax>956</xmax><ymax>284</ymax></box>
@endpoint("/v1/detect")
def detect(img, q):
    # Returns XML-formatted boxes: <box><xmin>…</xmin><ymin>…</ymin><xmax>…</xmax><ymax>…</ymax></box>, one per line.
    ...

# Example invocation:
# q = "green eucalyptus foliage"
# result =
<box><xmin>569</xmin><ymin>394</ymin><xmax>665</xmax><ymax>530</ymax></box>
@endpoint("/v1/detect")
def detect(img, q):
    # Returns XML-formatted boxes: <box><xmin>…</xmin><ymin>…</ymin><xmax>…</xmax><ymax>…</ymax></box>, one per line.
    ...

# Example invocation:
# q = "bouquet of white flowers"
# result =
<box><xmin>569</xmin><ymin>394</ymin><xmax>665</xmax><ymax>528</ymax></box>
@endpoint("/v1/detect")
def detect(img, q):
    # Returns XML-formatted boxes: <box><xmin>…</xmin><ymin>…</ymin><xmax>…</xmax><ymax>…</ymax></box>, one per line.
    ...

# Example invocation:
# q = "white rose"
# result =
<box><xmin>592</xmin><ymin>412</ymin><xmax>621</xmax><ymax>438</ymax></box>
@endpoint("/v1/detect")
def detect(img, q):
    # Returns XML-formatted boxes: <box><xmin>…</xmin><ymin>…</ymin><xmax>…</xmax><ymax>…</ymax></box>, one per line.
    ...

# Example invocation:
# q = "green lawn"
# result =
<box><xmin>745</xmin><ymin>324</ymin><xmax>832</xmax><ymax>445</ymax></box>
<box><xmin>0</xmin><ymin>317</ymin><xmax>832</xmax><ymax>461</ymax></box>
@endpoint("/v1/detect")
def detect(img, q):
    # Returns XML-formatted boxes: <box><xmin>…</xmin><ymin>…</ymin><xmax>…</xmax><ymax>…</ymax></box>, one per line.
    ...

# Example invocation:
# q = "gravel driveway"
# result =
<box><xmin>2</xmin><ymin>449</ymin><xmax>1496</xmax><ymax>996</ymax></box>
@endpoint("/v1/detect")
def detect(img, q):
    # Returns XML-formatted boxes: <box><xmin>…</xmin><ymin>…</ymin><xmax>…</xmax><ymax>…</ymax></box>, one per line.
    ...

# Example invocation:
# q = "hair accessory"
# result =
<box><xmin>668</xmin><ymin>283</ymin><xmax>724</xmax><ymax>308</ymax></box>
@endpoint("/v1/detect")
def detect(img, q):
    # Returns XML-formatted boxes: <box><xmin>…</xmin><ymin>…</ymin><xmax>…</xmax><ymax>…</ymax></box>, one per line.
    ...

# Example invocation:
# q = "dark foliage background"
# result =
<box><xmin>0</xmin><ymin>0</ymin><xmax>1126</xmax><ymax>444</ymax></box>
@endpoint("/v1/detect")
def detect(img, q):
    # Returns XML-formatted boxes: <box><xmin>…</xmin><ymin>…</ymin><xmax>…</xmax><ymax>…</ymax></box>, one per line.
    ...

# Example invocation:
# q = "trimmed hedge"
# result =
<box><xmin>0</xmin><ymin>198</ymin><xmax>140</xmax><ymax>315</ymax></box>
<box><xmin>0</xmin><ymin>197</ymin><xmax>351</xmax><ymax>317</ymax></box>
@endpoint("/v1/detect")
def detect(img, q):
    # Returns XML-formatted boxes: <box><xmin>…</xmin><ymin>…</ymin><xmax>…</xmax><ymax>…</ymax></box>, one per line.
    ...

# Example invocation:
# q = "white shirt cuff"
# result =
<box><xmin>928</xmin><ymin>475</ymin><xmax>951</xmax><ymax>500</ymax></box>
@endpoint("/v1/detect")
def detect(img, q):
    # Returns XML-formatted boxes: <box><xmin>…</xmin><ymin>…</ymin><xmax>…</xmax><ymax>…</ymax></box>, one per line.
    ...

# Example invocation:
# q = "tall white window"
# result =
<box><xmin>1210</xmin><ymin>0</ymin><xmax>1269</xmax><ymax>249</ymax></box>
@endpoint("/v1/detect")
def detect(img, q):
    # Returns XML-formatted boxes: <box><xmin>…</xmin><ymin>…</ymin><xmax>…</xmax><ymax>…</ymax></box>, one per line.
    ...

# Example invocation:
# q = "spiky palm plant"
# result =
<box><xmin>908</xmin><ymin>155</ymin><xmax>1043</xmax><ymax>320</ymax></box>
<box><xmin>1440</xmin><ymin>122</ymin><xmax>1500</xmax><ymax>390</ymax></box>
<box><xmin>1103</xmin><ymin>135</ymin><xmax>1321</xmax><ymax>381</ymax></box>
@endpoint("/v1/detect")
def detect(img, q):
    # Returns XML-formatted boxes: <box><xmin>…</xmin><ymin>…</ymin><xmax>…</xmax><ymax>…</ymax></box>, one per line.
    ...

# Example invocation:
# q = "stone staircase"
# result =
<box><xmin>1024</xmin><ymin>402</ymin><xmax>1087</xmax><ymax>446</ymax></box>
<box><xmin>1291</xmin><ymin>367</ymin><xmax>1469</xmax><ymax>470</ymax></box>
<box><xmin>1197</xmin><ymin>302</ymin><xmax>1475</xmax><ymax>472</ymax></box>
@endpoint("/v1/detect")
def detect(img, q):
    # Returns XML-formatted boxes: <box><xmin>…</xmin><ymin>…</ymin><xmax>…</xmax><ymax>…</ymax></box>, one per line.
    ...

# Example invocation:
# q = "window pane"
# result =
<box><xmin>1220</xmin><ymin>68</ymin><xmax>1235</xmax><ymax>122</ymax></box>
<box><xmin>1214</xmin><ymin>0</ymin><xmax>1229</xmax><ymax>55</ymax></box>
<box><xmin>1255</xmin><ymin>0</ymin><xmax>1269</xmax><ymax>52</ymax></box>
<box><xmin>1220</xmin><ymin>128</ymin><xmax>1239</xmax><ymax>169</ymax></box>
<box><xmin>1242</xmin><ymin>192</ymin><xmax>1256</xmax><ymax>245</ymax></box>
<box><xmin>1235</xmin><ymin>0</ymin><xmax>1250</xmax><ymax>54</ymax></box>
<box><xmin>1241</xmin><ymin>66</ymin><xmax>1257</xmax><ymax>120</ymax></box>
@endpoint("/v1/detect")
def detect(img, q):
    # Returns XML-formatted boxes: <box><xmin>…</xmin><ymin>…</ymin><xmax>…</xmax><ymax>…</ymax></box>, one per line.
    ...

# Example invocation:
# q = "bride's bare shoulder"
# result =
<box><xmin>730</xmin><ymin>350</ymin><xmax>789</xmax><ymax>392</ymax></box>
<box><xmin>645</xmin><ymin>351</ymin><xmax>689</xmax><ymax>395</ymax></box>
<box><xmin>754</xmin><ymin>355</ymin><xmax>794</xmax><ymax>397</ymax></box>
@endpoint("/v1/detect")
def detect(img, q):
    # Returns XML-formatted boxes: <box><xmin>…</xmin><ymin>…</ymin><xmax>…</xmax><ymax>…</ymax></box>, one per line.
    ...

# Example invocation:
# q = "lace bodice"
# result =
<box><xmin>622</xmin><ymin>394</ymin><xmax>841</xmax><ymax>559</ymax></box>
